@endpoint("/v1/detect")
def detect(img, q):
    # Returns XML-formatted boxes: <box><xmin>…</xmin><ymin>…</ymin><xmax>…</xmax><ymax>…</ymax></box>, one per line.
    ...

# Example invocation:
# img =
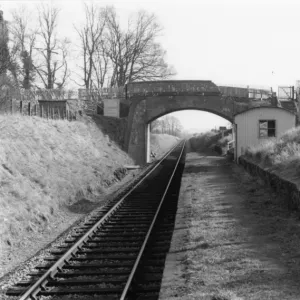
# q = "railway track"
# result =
<box><xmin>6</xmin><ymin>140</ymin><xmax>186</xmax><ymax>300</ymax></box>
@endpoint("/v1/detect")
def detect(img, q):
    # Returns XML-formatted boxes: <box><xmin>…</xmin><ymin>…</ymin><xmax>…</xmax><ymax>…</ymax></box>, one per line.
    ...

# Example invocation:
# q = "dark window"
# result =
<box><xmin>259</xmin><ymin>120</ymin><xmax>276</xmax><ymax>137</ymax></box>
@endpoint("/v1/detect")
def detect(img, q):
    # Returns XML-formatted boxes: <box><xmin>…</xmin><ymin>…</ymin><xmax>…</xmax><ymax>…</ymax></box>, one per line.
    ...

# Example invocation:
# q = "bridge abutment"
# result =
<box><xmin>127</xmin><ymin>99</ymin><xmax>148</xmax><ymax>165</ymax></box>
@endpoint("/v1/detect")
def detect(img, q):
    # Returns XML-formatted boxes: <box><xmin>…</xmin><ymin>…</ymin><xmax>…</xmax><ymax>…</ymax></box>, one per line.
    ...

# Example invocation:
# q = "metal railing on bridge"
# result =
<box><xmin>218</xmin><ymin>84</ymin><xmax>274</xmax><ymax>99</ymax></box>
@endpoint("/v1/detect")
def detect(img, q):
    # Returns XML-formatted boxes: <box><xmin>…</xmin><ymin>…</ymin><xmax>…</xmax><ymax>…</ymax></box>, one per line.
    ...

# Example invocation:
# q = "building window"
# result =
<box><xmin>259</xmin><ymin>120</ymin><xmax>276</xmax><ymax>138</ymax></box>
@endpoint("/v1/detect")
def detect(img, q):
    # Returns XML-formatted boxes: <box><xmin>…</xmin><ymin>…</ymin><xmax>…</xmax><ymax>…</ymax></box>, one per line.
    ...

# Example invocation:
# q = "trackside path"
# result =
<box><xmin>159</xmin><ymin>152</ymin><xmax>300</xmax><ymax>300</ymax></box>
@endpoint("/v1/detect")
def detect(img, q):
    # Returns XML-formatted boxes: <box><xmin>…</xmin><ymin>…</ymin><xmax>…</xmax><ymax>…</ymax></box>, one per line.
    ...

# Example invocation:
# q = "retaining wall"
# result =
<box><xmin>239</xmin><ymin>156</ymin><xmax>300</xmax><ymax>210</ymax></box>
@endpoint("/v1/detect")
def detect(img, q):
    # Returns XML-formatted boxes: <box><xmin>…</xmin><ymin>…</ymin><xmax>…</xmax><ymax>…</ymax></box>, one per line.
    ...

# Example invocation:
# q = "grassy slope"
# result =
<box><xmin>150</xmin><ymin>133</ymin><xmax>180</xmax><ymax>159</ymax></box>
<box><xmin>89</xmin><ymin>114</ymin><xmax>127</xmax><ymax>147</ymax></box>
<box><xmin>0</xmin><ymin>114</ymin><xmax>133</xmax><ymax>259</ymax></box>
<box><xmin>244</xmin><ymin>126</ymin><xmax>300</xmax><ymax>185</ymax></box>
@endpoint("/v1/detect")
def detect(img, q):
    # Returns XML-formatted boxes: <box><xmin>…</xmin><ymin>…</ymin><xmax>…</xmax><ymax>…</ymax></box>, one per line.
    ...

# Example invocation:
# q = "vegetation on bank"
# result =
<box><xmin>244</xmin><ymin>126</ymin><xmax>300</xmax><ymax>176</ymax></box>
<box><xmin>0</xmin><ymin>114</ymin><xmax>133</xmax><ymax>254</ymax></box>
<box><xmin>189</xmin><ymin>129</ymin><xmax>232</xmax><ymax>155</ymax></box>
<box><xmin>150</xmin><ymin>133</ymin><xmax>180</xmax><ymax>159</ymax></box>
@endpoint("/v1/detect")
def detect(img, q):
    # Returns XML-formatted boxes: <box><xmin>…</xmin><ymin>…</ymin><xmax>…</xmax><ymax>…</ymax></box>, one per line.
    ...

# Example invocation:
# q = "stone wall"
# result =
<box><xmin>239</xmin><ymin>156</ymin><xmax>300</xmax><ymax>210</ymax></box>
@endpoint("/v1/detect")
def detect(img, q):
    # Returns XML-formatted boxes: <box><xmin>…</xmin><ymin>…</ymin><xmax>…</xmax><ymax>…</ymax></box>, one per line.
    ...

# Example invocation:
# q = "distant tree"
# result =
<box><xmin>151</xmin><ymin>115</ymin><xmax>183</xmax><ymax>137</ymax></box>
<box><xmin>150</xmin><ymin>118</ymin><xmax>162</xmax><ymax>132</ymax></box>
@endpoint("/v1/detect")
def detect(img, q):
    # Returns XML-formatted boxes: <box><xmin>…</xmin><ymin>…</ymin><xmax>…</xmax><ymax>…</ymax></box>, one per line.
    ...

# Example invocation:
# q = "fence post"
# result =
<box><xmin>40</xmin><ymin>105</ymin><xmax>43</xmax><ymax>118</ymax></box>
<box><xmin>35</xmin><ymin>104</ymin><xmax>37</xmax><ymax>116</ymax></box>
<box><xmin>20</xmin><ymin>101</ymin><xmax>23</xmax><ymax>114</ymax></box>
<box><xmin>10</xmin><ymin>98</ymin><xmax>13</xmax><ymax>114</ymax></box>
<box><xmin>28</xmin><ymin>102</ymin><xmax>31</xmax><ymax>116</ymax></box>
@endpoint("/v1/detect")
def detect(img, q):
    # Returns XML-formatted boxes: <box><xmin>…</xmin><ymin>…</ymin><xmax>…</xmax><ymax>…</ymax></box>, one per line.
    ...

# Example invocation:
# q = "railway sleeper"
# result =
<box><xmin>29</xmin><ymin>269</ymin><xmax>131</xmax><ymax>277</ymax></box>
<box><xmin>50</xmin><ymin>247</ymin><xmax>140</xmax><ymax>255</ymax></box>
<box><xmin>71</xmin><ymin>232</ymin><xmax>147</xmax><ymax>238</ymax></box>
<box><xmin>6</xmin><ymin>287</ymin><xmax>125</xmax><ymax>296</ymax></box>
<box><xmin>73</xmin><ymin>229</ymin><xmax>149</xmax><ymax>235</ymax></box>
<box><xmin>82</xmin><ymin>245</ymin><xmax>170</xmax><ymax>252</ymax></box>
<box><xmin>44</xmin><ymin>255</ymin><xmax>137</xmax><ymax>261</ymax></box>
<box><xmin>35</xmin><ymin>261</ymin><xmax>134</xmax><ymax>269</ymax></box>
<box><xmin>103</xmin><ymin>221</ymin><xmax>153</xmax><ymax>225</ymax></box>
<box><xmin>64</xmin><ymin>236</ymin><xmax>145</xmax><ymax>243</ymax></box>
<box><xmin>12</xmin><ymin>277</ymin><xmax>127</xmax><ymax>287</ymax></box>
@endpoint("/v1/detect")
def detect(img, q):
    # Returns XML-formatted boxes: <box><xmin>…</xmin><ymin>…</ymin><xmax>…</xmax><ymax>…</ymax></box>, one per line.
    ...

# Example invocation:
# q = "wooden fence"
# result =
<box><xmin>0</xmin><ymin>99</ymin><xmax>78</xmax><ymax>121</ymax></box>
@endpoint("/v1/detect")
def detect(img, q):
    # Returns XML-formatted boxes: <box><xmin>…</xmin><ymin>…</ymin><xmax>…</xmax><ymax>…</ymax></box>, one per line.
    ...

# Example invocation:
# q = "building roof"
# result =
<box><xmin>234</xmin><ymin>106</ymin><xmax>296</xmax><ymax>117</ymax></box>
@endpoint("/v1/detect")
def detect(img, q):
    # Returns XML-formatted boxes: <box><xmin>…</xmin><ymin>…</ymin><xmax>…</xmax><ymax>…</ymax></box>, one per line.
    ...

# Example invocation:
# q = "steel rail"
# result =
<box><xmin>18</xmin><ymin>140</ymin><xmax>185</xmax><ymax>300</ymax></box>
<box><xmin>120</xmin><ymin>140</ymin><xmax>186</xmax><ymax>300</ymax></box>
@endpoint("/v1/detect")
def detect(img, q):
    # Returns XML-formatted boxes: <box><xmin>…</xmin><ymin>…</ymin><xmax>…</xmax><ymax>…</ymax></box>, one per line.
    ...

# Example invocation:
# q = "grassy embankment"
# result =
<box><xmin>244</xmin><ymin>126</ymin><xmax>300</xmax><ymax>185</ymax></box>
<box><xmin>0</xmin><ymin>114</ymin><xmax>133</xmax><ymax>263</ymax></box>
<box><xmin>189</xmin><ymin>130</ymin><xmax>232</xmax><ymax>155</ymax></box>
<box><xmin>150</xmin><ymin>133</ymin><xmax>180</xmax><ymax>159</ymax></box>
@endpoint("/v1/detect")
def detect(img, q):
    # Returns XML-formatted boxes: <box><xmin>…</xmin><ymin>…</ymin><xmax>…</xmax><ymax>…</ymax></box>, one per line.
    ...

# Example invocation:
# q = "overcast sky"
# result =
<box><xmin>1</xmin><ymin>0</ymin><xmax>299</xmax><ymax>132</ymax></box>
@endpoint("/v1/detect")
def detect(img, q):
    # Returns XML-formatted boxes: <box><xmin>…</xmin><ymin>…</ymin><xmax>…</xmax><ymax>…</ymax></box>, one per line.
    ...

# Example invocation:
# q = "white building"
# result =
<box><xmin>233</xmin><ymin>107</ymin><xmax>296</xmax><ymax>162</ymax></box>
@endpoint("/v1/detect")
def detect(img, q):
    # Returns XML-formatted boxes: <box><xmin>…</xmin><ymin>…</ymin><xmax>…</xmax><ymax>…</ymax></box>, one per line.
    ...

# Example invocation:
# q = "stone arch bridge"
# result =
<box><xmin>124</xmin><ymin>80</ymin><xmax>246</xmax><ymax>164</ymax></box>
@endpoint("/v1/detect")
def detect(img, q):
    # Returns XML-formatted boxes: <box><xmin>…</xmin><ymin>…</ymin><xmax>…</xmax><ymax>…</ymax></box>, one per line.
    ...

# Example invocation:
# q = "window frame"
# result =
<box><xmin>258</xmin><ymin>119</ymin><xmax>276</xmax><ymax>138</ymax></box>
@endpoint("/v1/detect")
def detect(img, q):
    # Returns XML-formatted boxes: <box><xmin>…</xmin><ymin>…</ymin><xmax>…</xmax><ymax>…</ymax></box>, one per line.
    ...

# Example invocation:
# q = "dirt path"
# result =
<box><xmin>159</xmin><ymin>152</ymin><xmax>300</xmax><ymax>300</ymax></box>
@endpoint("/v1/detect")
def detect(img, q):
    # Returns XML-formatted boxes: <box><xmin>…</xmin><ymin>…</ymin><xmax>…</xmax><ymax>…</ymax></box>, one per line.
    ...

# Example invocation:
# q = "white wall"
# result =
<box><xmin>234</xmin><ymin>107</ymin><xmax>296</xmax><ymax>161</ymax></box>
<box><xmin>145</xmin><ymin>123</ymin><xmax>150</xmax><ymax>163</ymax></box>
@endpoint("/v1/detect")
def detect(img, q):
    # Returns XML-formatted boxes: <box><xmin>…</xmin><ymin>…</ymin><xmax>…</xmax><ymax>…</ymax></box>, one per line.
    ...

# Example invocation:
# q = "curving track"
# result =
<box><xmin>6</xmin><ymin>140</ymin><xmax>186</xmax><ymax>300</ymax></box>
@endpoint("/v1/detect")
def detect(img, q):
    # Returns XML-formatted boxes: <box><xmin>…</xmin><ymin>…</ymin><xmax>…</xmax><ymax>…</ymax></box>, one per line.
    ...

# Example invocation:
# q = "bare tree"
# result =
<box><xmin>34</xmin><ymin>5</ymin><xmax>70</xmax><ymax>89</ymax></box>
<box><xmin>74</xmin><ymin>5</ymin><xmax>175</xmax><ymax>89</ymax></box>
<box><xmin>151</xmin><ymin>115</ymin><xmax>183</xmax><ymax>137</ymax></box>
<box><xmin>10</xmin><ymin>7</ymin><xmax>37</xmax><ymax>89</ymax></box>
<box><xmin>104</xmin><ymin>8</ymin><xmax>175</xmax><ymax>87</ymax></box>
<box><xmin>92</xmin><ymin>41</ymin><xmax>109</xmax><ymax>88</ymax></box>
<box><xmin>75</xmin><ymin>3</ymin><xmax>107</xmax><ymax>89</ymax></box>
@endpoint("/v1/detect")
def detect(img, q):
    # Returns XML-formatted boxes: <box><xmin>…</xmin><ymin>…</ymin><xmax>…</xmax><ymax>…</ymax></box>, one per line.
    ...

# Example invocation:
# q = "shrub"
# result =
<box><xmin>244</xmin><ymin>126</ymin><xmax>300</xmax><ymax>169</ymax></box>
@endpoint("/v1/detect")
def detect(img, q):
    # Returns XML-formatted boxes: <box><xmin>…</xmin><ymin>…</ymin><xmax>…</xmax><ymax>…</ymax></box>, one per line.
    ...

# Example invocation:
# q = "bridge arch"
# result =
<box><xmin>146</xmin><ymin>107</ymin><xmax>232</xmax><ymax>163</ymax></box>
<box><xmin>146</xmin><ymin>107</ymin><xmax>233</xmax><ymax>125</ymax></box>
<box><xmin>125</xmin><ymin>81</ymin><xmax>235</xmax><ymax>164</ymax></box>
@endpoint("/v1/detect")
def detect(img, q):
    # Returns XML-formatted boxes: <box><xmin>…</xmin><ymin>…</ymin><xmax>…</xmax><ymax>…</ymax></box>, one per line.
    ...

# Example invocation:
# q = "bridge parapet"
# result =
<box><xmin>218</xmin><ymin>85</ymin><xmax>273</xmax><ymax>99</ymax></box>
<box><xmin>126</xmin><ymin>80</ymin><xmax>220</xmax><ymax>98</ymax></box>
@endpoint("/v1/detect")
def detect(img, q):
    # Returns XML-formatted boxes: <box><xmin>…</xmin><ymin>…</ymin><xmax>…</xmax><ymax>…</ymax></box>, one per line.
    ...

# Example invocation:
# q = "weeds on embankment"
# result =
<box><xmin>189</xmin><ymin>130</ymin><xmax>232</xmax><ymax>155</ymax></box>
<box><xmin>150</xmin><ymin>133</ymin><xmax>179</xmax><ymax>159</ymax></box>
<box><xmin>244</xmin><ymin>127</ymin><xmax>300</xmax><ymax>171</ymax></box>
<box><xmin>0</xmin><ymin>114</ymin><xmax>133</xmax><ymax>263</ymax></box>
